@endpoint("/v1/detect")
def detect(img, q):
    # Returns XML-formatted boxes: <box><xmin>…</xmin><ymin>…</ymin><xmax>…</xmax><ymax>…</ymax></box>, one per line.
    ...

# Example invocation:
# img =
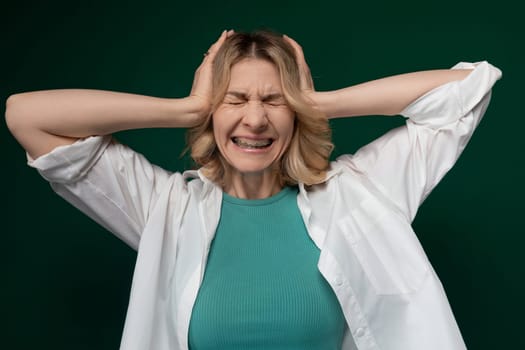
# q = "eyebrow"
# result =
<box><xmin>225</xmin><ymin>91</ymin><xmax>285</xmax><ymax>101</ymax></box>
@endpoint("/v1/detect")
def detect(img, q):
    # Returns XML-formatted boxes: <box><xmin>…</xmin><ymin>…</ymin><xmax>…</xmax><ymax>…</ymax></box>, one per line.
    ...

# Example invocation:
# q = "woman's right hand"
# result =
<box><xmin>187</xmin><ymin>30</ymin><xmax>233</xmax><ymax>125</ymax></box>
<box><xmin>5</xmin><ymin>30</ymin><xmax>235</xmax><ymax>159</ymax></box>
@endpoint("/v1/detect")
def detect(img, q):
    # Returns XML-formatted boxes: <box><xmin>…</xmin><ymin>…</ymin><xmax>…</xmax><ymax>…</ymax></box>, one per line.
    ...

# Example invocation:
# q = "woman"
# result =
<box><xmin>5</xmin><ymin>30</ymin><xmax>501</xmax><ymax>350</ymax></box>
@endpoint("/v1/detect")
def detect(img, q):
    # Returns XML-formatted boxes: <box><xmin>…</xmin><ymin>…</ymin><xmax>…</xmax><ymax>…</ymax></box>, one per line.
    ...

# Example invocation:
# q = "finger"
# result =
<box><xmin>283</xmin><ymin>35</ymin><xmax>314</xmax><ymax>90</ymax></box>
<box><xmin>283</xmin><ymin>34</ymin><xmax>310</xmax><ymax>75</ymax></box>
<box><xmin>204</xmin><ymin>30</ymin><xmax>229</xmax><ymax>60</ymax></box>
<box><xmin>192</xmin><ymin>30</ymin><xmax>231</xmax><ymax>96</ymax></box>
<box><xmin>283</xmin><ymin>34</ymin><xmax>306</xmax><ymax>62</ymax></box>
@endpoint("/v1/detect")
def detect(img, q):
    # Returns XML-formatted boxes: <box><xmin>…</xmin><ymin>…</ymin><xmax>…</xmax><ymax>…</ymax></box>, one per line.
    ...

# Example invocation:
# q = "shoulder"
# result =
<box><xmin>302</xmin><ymin>156</ymin><xmax>365</xmax><ymax>198</ymax></box>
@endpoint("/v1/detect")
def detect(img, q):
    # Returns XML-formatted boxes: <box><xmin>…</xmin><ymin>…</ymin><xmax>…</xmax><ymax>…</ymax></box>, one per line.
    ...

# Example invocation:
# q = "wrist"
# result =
<box><xmin>311</xmin><ymin>91</ymin><xmax>341</xmax><ymax>119</ymax></box>
<box><xmin>164</xmin><ymin>96</ymin><xmax>209</xmax><ymax>128</ymax></box>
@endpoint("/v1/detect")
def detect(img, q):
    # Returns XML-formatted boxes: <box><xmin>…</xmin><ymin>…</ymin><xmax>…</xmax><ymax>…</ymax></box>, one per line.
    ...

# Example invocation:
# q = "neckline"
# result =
<box><xmin>222</xmin><ymin>186</ymin><xmax>296</xmax><ymax>206</ymax></box>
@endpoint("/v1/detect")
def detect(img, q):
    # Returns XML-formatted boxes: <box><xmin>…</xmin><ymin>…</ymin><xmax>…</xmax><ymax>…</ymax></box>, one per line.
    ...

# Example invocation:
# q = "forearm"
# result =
<box><xmin>315</xmin><ymin>68</ymin><xmax>473</xmax><ymax>118</ymax></box>
<box><xmin>6</xmin><ymin>89</ymin><xmax>201</xmax><ymax>135</ymax></box>
<box><xmin>5</xmin><ymin>89</ymin><xmax>203</xmax><ymax>158</ymax></box>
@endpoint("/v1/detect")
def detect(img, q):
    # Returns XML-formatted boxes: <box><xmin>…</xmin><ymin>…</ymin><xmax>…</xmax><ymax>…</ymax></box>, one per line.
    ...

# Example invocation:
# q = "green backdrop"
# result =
<box><xmin>2</xmin><ymin>0</ymin><xmax>522</xmax><ymax>348</ymax></box>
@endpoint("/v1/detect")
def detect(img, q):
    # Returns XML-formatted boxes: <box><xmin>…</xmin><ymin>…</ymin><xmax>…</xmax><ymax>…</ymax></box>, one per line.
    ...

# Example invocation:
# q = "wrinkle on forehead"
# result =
<box><xmin>225</xmin><ymin>91</ymin><xmax>284</xmax><ymax>101</ymax></box>
<box><xmin>227</xmin><ymin>59</ymin><xmax>284</xmax><ymax>99</ymax></box>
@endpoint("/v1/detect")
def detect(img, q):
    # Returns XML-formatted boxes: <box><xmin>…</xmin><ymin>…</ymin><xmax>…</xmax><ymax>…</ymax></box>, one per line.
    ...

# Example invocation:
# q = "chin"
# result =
<box><xmin>232</xmin><ymin>166</ymin><xmax>273</xmax><ymax>176</ymax></box>
<box><xmin>227</xmin><ymin>161</ymin><xmax>279</xmax><ymax>177</ymax></box>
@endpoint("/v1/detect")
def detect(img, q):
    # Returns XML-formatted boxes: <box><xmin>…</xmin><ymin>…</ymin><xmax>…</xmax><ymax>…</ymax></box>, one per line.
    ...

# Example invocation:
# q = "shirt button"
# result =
<box><xmin>355</xmin><ymin>327</ymin><xmax>366</xmax><ymax>337</ymax></box>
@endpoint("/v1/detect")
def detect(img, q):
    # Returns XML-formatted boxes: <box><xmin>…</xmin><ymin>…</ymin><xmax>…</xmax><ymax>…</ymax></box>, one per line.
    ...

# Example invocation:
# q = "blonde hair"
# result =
<box><xmin>187</xmin><ymin>31</ymin><xmax>334</xmax><ymax>186</ymax></box>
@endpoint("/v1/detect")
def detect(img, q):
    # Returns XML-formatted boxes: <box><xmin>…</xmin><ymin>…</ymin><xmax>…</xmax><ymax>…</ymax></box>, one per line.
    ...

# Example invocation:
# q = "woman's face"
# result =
<box><xmin>213</xmin><ymin>58</ymin><xmax>295</xmax><ymax>177</ymax></box>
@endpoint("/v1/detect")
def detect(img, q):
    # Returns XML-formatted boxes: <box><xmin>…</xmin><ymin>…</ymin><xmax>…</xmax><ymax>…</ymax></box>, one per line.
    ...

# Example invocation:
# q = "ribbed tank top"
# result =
<box><xmin>188</xmin><ymin>186</ymin><xmax>345</xmax><ymax>349</ymax></box>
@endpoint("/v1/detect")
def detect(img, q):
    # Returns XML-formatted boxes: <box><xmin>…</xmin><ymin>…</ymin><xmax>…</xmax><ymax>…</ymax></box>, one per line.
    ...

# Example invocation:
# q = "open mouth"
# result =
<box><xmin>232</xmin><ymin>137</ymin><xmax>274</xmax><ymax>149</ymax></box>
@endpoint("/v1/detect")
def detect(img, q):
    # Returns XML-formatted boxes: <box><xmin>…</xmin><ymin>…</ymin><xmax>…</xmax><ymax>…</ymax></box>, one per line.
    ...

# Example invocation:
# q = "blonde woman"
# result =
<box><xmin>6</xmin><ymin>30</ymin><xmax>501</xmax><ymax>350</ymax></box>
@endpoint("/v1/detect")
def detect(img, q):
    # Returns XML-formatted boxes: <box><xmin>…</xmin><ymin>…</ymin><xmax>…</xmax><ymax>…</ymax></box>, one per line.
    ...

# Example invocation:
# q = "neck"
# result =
<box><xmin>225</xmin><ymin>171</ymin><xmax>283</xmax><ymax>199</ymax></box>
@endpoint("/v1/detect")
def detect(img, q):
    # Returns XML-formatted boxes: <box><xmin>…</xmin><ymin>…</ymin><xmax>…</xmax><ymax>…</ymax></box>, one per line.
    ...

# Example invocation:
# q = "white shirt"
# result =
<box><xmin>28</xmin><ymin>61</ymin><xmax>502</xmax><ymax>350</ymax></box>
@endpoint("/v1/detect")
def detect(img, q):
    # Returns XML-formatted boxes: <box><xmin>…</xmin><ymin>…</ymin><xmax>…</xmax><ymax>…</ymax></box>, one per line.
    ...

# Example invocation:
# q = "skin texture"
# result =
<box><xmin>283</xmin><ymin>35</ymin><xmax>472</xmax><ymax>118</ymax></box>
<box><xmin>5</xmin><ymin>30</ymin><xmax>473</xmax><ymax>199</ymax></box>
<box><xmin>213</xmin><ymin>59</ymin><xmax>295</xmax><ymax>199</ymax></box>
<box><xmin>4</xmin><ymin>30</ymin><xmax>234</xmax><ymax>160</ymax></box>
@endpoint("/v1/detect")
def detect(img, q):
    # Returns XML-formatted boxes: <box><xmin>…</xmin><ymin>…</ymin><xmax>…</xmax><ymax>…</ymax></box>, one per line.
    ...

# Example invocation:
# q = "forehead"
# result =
<box><xmin>228</xmin><ymin>58</ymin><xmax>282</xmax><ymax>92</ymax></box>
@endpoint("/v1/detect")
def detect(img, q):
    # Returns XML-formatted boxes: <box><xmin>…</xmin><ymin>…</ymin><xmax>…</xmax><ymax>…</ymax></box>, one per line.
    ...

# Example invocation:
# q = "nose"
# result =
<box><xmin>242</xmin><ymin>101</ymin><xmax>268</xmax><ymax>131</ymax></box>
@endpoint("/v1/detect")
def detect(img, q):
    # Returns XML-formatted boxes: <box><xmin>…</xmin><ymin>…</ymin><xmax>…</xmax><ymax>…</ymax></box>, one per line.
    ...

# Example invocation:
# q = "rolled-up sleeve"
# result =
<box><xmin>338</xmin><ymin>61</ymin><xmax>502</xmax><ymax>222</ymax></box>
<box><xmin>27</xmin><ymin>135</ymin><xmax>174</xmax><ymax>249</ymax></box>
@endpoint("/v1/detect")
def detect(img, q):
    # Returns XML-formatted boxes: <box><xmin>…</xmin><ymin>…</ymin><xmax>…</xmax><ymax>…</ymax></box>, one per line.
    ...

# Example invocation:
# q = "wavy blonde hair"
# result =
<box><xmin>187</xmin><ymin>31</ymin><xmax>333</xmax><ymax>186</ymax></box>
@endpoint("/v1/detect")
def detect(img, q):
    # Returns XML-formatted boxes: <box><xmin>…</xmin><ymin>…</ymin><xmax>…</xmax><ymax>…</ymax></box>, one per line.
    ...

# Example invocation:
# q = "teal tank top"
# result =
<box><xmin>188</xmin><ymin>186</ymin><xmax>346</xmax><ymax>349</ymax></box>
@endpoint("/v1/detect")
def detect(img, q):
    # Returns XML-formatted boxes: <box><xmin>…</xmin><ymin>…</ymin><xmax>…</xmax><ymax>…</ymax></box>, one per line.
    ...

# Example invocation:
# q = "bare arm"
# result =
<box><xmin>313</xmin><ymin>68</ymin><xmax>473</xmax><ymax>118</ymax></box>
<box><xmin>282</xmin><ymin>35</ymin><xmax>473</xmax><ymax>118</ymax></box>
<box><xmin>5</xmin><ymin>91</ymin><xmax>206</xmax><ymax>159</ymax></box>
<box><xmin>5</xmin><ymin>30</ymin><xmax>232</xmax><ymax>159</ymax></box>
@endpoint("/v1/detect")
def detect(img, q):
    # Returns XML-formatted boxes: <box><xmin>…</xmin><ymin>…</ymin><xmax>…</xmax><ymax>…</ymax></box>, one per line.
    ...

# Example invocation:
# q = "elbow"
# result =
<box><xmin>5</xmin><ymin>92</ymin><xmax>33</xmax><ymax>137</ymax></box>
<box><xmin>5</xmin><ymin>95</ymin><xmax>17</xmax><ymax>133</ymax></box>
<box><xmin>5</xmin><ymin>94</ymin><xmax>22</xmax><ymax>134</ymax></box>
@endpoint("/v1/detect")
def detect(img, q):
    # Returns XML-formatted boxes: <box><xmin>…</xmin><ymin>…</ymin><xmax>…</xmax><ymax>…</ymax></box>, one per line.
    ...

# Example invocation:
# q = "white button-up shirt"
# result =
<box><xmin>28</xmin><ymin>61</ymin><xmax>502</xmax><ymax>350</ymax></box>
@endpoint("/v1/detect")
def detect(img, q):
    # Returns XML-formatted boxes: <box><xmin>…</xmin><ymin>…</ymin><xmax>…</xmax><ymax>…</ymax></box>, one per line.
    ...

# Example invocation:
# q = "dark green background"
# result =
<box><xmin>2</xmin><ymin>0</ymin><xmax>522</xmax><ymax>348</ymax></box>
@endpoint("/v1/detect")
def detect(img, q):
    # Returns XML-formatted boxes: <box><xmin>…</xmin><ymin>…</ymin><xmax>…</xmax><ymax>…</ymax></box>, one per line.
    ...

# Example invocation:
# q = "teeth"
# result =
<box><xmin>232</xmin><ymin>137</ymin><xmax>273</xmax><ymax>149</ymax></box>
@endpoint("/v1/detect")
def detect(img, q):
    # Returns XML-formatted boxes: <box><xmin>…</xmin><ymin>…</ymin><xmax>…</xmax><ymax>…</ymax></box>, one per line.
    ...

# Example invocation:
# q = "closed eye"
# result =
<box><xmin>262</xmin><ymin>93</ymin><xmax>286</xmax><ymax>106</ymax></box>
<box><xmin>226</xmin><ymin>101</ymin><xmax>245</xmax><ymax>106</ymax></box>
<box><xmin>265</xmin><ymin>101</ymin><xmax>286</xmax><ymax>106</ymax></box>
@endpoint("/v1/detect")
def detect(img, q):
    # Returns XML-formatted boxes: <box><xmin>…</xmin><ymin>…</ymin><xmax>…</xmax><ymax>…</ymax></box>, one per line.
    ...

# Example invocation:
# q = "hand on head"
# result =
<box><xmin>189</xmin><ymin>29</ymin><xmax>235</xmax><ymax>124</ymax></box>
<box><xmin>282</xmin><ymin>34</ymin><xmax>316</xmax><ymax>100</ymax></box>
<box><xmin>188</xmin><ymin>30</ymin><xmax>319</xmax><ymax>128</ymax></box>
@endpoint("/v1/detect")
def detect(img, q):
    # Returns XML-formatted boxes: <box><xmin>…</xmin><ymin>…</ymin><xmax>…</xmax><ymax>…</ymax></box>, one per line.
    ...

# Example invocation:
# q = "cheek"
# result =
<box><xmin>211</xmin><ymin>113</ymin><xmax>227</xmax><ymax>139</ymax></box>
<box><xmin>212</xmin><ymin>127</ymin><xmax>229</xmax><ymax>149</ymax></box>
<box><xmin>212</xmin><ymin>107</ymin><xmax>237</xmax><ymax>127</ymax></box>
<box><xmin>212</xmin><ymin>114</ymin><xmax>238</xmax><ymax>150</ymax></box>
<box><xmin>281</xmin><ymin>115</ymin><xmax>296</xmax><ymax>142</ymax></box>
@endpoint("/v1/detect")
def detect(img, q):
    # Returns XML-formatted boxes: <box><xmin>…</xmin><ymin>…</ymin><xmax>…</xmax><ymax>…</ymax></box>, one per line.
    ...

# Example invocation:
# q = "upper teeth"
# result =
<box><xmin>233</xmin><ymin>137</ymin><xmax>272</xmax><ymax>148</ymax></box>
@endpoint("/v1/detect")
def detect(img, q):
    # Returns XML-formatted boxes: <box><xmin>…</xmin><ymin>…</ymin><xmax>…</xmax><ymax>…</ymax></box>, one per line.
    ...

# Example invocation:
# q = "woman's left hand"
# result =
<box><xmin>282</xmin><ymin>35</ymin><xmax>319</xmax><ymax>107</ymax></box>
